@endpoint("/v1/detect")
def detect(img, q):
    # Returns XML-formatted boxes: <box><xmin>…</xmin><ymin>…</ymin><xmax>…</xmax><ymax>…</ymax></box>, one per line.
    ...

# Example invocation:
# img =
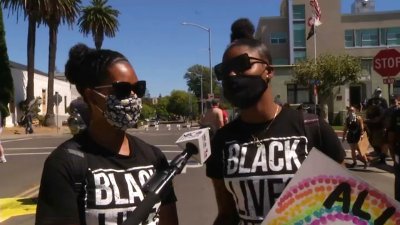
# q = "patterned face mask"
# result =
<box><xmin>95</xmin><ymin>91</ymin><xmax>142</xmax><ymax>130</ymax></box>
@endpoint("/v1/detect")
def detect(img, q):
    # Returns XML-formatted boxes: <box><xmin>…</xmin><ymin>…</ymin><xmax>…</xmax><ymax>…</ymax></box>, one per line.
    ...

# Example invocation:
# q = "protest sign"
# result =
<box><xmin>263</xmin><ymin>149</ymin><xmax>400</xmax><ymax>225</ymax></box>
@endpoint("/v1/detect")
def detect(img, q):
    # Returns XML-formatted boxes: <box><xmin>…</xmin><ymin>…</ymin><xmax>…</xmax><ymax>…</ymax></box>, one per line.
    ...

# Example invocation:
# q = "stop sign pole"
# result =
<box><xmin>373</xmin><ymin>48</ymin><xmax>400</xmax><ymax>100</ymax></box>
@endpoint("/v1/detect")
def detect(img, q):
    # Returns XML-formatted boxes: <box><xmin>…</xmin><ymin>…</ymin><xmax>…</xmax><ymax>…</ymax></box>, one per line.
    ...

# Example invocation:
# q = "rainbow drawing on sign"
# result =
<box><xmin>266</xmin><ymin>175</ymin><xmax>400</xmax><ymax>225</ymax></box>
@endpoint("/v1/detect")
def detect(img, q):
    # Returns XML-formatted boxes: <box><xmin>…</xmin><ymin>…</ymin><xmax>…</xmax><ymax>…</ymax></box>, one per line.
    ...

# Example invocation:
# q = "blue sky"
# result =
<box><xmin>3</xmin><ymin>0</ymin><xmax>400</xmax><ymax>97</ymax></box>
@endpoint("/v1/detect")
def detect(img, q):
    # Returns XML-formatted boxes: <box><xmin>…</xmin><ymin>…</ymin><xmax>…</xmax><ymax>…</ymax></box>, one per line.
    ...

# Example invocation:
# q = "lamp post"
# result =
<box><xmin>182</xmin><ymin>22</ymin><xmax>213</xmax><ymax>97</ymax></box>
<box><xmin>186</xmin><ymin>72</ymin><xmax>204</xmax><ymax>116</ymax></box>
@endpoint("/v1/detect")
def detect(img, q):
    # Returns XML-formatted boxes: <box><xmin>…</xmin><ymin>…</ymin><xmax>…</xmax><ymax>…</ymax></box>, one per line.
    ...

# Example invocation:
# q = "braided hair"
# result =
<box><xmin>65</xmin><ymin>43</ymin><xmax>129</xmax><ymax>96</ymax></box>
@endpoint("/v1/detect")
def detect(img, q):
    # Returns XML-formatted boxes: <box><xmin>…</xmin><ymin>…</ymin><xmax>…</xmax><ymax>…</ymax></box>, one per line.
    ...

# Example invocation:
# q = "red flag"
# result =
<box><xmin>310</xmin><ymin>0</ymin><xmax>321</xmax><ymax>18</ymax></box>
<box><xmin>307</xmin><ymin>24</ymin><xmax>315</xmax><ymax>40</ymax></box>
<box><xmin>307</xmin><ymin>0</ymin><xmax>321</xmax><ymax>40</ymax></box>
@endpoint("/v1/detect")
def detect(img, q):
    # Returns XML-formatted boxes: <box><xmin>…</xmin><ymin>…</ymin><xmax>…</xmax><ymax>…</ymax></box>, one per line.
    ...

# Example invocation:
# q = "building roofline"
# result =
<box><xmin>342</xmin><ymin>10</ymin><xmax>400</xmax><ymax>20</ymax></box>
<box><xmin>9</xmin><ymin>60</ymin><xmax>47</xmax><ymax>76</ymax></box>
<box><xmin>343</xmin><ymin>10</ymin><xmax>400</xmax><ymax>16</ymax></box>
<box><xmin>9</xmin><ymin>60</ymin><xmax>66</xmax><ymax>80</ymax></box>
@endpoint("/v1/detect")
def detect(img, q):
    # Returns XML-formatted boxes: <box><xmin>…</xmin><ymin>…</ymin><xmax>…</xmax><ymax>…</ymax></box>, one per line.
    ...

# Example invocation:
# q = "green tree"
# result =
<box><xmin>1</xmin><ymin>0</ymin><xmax>44</xmax><ymax>103</ymax></box>
<box><xmin>166</xmin><ymin>90</ymin><xmax>191</xmax><ymax>119</ymax></box>
<box><xmin>154</xmin><ymin>96</ymin><xmax>170</xmax><ymax>120</ymax></box>
<box><xmin>0</xmin><ymin>7</ymin><xmax>13</xmax><ymax>117</ymax></box>
<box><xmin>184</xmin><ymin>64</ymin><xmax>221</xmax><ymax>100</ymax></box>
<box><xmin>78</xmin><ymin>0</ymin><xmax>119</xmax><ymax>50</ymax></box>
<box><xmin>43</xmin><ymin>0</ymin><xmax>81</xmax><ymax>126</ymax></box>
<box><xmin>293</xmin><ymin>54</ymin><xmax>362</xmax><ymax>120</ymax></box>
<box><xmin>140</xmin><ymin>102</ymin><xmax>155</xmax><ymax>120</ymax></box>
<box><xmin>184</xmin><ymin>64</ymin><xmax>207</xmax><ymax>99</ymax></box>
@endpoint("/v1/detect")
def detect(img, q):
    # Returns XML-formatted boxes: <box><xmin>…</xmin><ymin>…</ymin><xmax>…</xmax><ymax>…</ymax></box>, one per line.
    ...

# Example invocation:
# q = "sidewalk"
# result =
<box><xmin>1</xmin><ymin>125</ymin><xmax>71</xmax><ymax>139</ymax></box>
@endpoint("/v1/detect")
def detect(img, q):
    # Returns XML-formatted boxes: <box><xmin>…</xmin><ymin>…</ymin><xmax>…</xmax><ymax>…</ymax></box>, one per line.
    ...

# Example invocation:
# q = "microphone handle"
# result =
<box><xmin>122</xmin><ymin>145</ymin><xmax>197</xmax><ymax>225</ymax></box>
<box><xmin>120</xmin><ymin>191</ymin><xmax>160</xmax><ymax>225</ymax></box>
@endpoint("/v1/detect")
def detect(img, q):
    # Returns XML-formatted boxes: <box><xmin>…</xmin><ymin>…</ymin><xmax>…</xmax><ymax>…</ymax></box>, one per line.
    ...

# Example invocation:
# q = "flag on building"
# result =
<box><xmin>307</xmin><ymin>0</ymin><xmax>322</xmax><ymax>40</ymax></box>
<box><xmin>306</xmin><ymin>24</ymin><xmax>315</xmax><ymax>40</ymax></box>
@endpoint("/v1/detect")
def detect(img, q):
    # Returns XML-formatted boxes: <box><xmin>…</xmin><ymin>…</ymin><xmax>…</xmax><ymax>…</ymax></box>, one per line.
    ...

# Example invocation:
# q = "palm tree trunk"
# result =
<box><xmin>44</xmin><ymin>24</ymin><xmax>58</xmax><ymax>127</ymax></box>
<box><xmin>94</xmin><ymin>33</ymin><xmax>104</xmax><ymax>50</ymax></box>
<box><xmin>26</xmin><ymin>16</ymin><xmax>36</xmax><ymax>103</ymax></box>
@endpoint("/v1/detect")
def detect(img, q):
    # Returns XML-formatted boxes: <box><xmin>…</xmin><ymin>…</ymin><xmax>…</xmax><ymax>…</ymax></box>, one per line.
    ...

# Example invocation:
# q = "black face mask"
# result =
<box><xmin>223</xmin><ymin>75</ymin><xmax>268</xmax><ymax>109</ymax></box>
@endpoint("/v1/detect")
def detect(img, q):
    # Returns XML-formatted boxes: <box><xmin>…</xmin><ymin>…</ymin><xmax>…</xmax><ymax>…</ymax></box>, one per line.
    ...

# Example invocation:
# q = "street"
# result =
<box><xmin>0</xmin><ymin>125</ymin><xmax>395</xmax><ymax>225</ymax></box>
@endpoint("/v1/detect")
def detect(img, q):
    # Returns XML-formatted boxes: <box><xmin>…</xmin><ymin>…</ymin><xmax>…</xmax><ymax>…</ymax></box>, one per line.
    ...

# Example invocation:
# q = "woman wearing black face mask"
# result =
<box><xmin>206</xmin><ymin>37</ymin><xmax>345</xmax><ymax>225</ymax></box>
<box><xmin>36</xmin><ymin>44</ymin><xmax>178</xmax><ymax>225</ymax></box>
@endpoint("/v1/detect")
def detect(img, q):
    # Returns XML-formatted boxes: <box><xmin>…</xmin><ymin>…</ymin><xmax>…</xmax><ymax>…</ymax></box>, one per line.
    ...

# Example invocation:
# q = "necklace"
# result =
<box><xmin>251</xmin><ymin>105</ymin><xmax>280</xmax><ymax>147</ymax></box>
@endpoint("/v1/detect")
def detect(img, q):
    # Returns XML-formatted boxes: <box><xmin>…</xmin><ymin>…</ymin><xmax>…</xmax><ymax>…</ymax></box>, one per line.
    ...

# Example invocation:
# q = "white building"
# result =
<box><xmin>5</xmin><ymin>61</ymin><xmax>80</xmax><ymax>127</ymax></box>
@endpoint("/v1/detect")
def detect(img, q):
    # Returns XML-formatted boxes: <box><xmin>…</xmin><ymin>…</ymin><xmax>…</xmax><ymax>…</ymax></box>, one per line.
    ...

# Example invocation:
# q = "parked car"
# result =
<box><xmin>148</xmin><ymin>119</ymin><xmax>159</xmax><ymax>127</ymax></box>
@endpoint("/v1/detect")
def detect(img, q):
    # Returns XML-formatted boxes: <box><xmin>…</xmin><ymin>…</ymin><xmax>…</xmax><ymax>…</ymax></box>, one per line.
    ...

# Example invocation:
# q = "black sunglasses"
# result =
<box><xmin>214</xmin><ymin>53</ymin><xmax>272</xmax><ymax>81</ymax></box>
<box><xmin>94</xmin><ymin>80</ymin><xmax>146</xmax><ymax>99</ymax></box>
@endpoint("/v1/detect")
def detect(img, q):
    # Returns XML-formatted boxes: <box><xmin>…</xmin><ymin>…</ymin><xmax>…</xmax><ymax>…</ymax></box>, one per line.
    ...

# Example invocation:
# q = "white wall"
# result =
<box><xmin>5</xmin><ymin>67</ymin><xmax>77</xmax><ymax>127</ymax></box>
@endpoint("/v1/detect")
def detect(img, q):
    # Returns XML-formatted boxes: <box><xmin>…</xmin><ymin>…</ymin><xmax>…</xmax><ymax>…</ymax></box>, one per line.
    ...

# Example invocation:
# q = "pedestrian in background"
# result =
<box><xmin>365</xmin><ymin>87</ymin><xmax>389</xmax><ymax>164</ymax></box>
<box><xmin>0</xmin><ymin>110</ymin><xmax>6</xmax><ymax>163</ymax></box>
<box><xmin>220</xmin><ymin>105</ymin><xmax>229</xmax><ymax>125</ymax></box>
<box><xmin>387</xmin><ymin>94</ymin><xmax>400</xmax><ymax>202</ymax></box>
<box><xmin>24</xmin><ymin>112</ymin><xmax>34</xmax><ymax>134</ymax></box>
<box><xmin>199</xmin><ymin>99</ymin><xmax>224</xmax><ymax>136</ymax></box>
<box><xmin>67</xmin><ymin>97</ymin><xmax>89</xmax><ymax>135</ymax></box>
<box><xmin>206</xmin><ymin>34</ymin><xmax>345</xmax><ymax>224</ymax></box>
<box><xmin>36</xmin><ymin>43</ymin><xmax>178</xmax><ymax>225</ymax></box>
<box><xmin>342</xmin><ymin>106</ymin><xmax>368</xmax><ymax>169</ymax></box>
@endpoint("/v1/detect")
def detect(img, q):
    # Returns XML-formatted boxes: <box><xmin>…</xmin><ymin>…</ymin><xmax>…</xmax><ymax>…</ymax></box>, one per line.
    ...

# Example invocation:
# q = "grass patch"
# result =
<box><xmin>332</xmin><ymin>125</ymin><xmax>343</xmax><ymax>131</ymax></box>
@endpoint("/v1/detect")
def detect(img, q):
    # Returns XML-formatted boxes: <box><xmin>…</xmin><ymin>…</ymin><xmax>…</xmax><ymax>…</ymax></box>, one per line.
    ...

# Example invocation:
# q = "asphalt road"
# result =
<box><xmin>0</xmin><ymin>125</ymin><xmax>395</xmax><ymax>225</ymax></box>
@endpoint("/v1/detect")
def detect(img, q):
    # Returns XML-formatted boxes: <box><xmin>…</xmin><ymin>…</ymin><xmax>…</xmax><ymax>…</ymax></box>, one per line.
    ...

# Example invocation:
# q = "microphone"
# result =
<box><xmin>121</xmin><ymin>129</ymin><xmax>211</xmax><ymax>225</ymax></box>
<box><xmin>175</xmin><ymin>127</ymin><xmax>211</xmax><ymax>165</ymax></box>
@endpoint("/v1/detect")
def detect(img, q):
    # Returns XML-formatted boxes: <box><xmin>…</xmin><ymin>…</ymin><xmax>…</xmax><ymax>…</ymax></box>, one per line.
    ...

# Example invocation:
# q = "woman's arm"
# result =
<box><xmin>211</xmin><ymin>179</ymin><xmax>239</xmax><ymax>225</ymax></box>
<box><xmin>158</xmin><ymin>202</ymin><xmax>179</xmax><ymax>225</ymax></box>
<box><xmin>358</xmin><ymin>116</ymin><xmax>365</xmax><ymax>138</ymax></box>
<box><xmin>342</xmin><ymin>120</ymin><xmax>348</xmax><ymax>142</ymax></box>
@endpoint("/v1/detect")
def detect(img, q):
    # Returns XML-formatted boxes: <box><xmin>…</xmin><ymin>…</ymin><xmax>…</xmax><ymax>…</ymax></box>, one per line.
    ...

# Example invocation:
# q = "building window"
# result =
<box><xmin>355</xmin><ymin>29</ymin><xmax>379</xmax><ymax>47</ymax></box>
<box><xmin>294</xmin><ymin>50</ymin><xmax>306</xmax><ymax>63</ymax></box>
<box><xmin>287</xmin><ymin>84</ymin><xmax>310</xmax><ymax>104</ymax></box>
<box><xmin>270</xmin><ymin>32</ymin><xmax>287</xmax><ymax>44</ymax></box>
<box><xmin>272</xmin><ymin>58</ymin><xmax>289</xmax><ymax>65</ymax></box>
<box><xmin>348</xmin><ymin>27</ymin><xmax>400</xmax><ymax>48</ymax></box>
<box><xmin>386</xmin><ymin>27</ymin><xmax>400</xmax><ymax>46</ymax></box>
<box><xmin>345</xmin><ymin>30</ymin><xmax>354</xmax><ymax>47</ymax></box>
<box><xmin>293</xmin><ymin>23</ymin><xmax>305</xmax><ymax>47</ymax></box>
<box><xmin>293</xmin><ymin>5</ymin><xmax>305</xmax><ymax>20</ymax></box>
<box><xmin>360</xmin><ymin>59</ymin><xmax>372</xmax><ymax>76</ymax></box>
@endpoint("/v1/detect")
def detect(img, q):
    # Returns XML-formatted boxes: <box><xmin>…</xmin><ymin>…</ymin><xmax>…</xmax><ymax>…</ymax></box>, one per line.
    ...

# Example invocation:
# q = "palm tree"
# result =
<box><xmin>43</xmin><ymin>0</ymin><xmax>80</xmax><ymax>126</ymax></box>
<box><xmin>1</xmin><ymin>0</ymin><xmax>43</xmax><ymax>104</ymax></box>
<box><xmin>78</xmin><ymin>0</ymin><xmax>119</xmax><ymax>50</ymax></box>
<box><xmin>0</xmin><ymin>7</ymin><xmax>13</xmax><ymax>118</ymax></box>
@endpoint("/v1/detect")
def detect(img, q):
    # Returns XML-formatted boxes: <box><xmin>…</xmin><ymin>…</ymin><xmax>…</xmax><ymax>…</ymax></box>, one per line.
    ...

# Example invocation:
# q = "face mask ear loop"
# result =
<box><xmin>91</xmin><ymin>89</ymin><xmax>107</xmax><ymax>113</ymax></box>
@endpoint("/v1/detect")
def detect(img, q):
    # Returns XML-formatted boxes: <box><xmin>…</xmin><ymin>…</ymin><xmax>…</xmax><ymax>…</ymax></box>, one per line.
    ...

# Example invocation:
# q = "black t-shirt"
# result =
<box><xmin>366</xmin><ymin>97</ymin><xmax>388</xmax><ymax>120</ymax></box>
<box><xmin>35</xmin><ymin>132</ymin><xmax>176</xmax><ymax>225</ymax></box>
<box><xmin>206</xmin><ymin>107</ymin><xmax>344</xmax><ymax>224</ymax></box>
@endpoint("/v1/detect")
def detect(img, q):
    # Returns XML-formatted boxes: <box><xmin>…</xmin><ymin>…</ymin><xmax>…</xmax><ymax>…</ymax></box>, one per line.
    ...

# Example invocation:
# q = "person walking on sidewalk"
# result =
<box><xmin>0</xmin><ymin>110</ymin><xmax>6</xmax><ymax>163</ymax></box>
<box><xmin>365</xmin><ymin>87</ymin><xmax>388</xmax><ymax>164</ymax></box>
<box><xmin>342</xmin><ymin>106</ymin><xmax>368</xmax><ymax>168</ymax></box>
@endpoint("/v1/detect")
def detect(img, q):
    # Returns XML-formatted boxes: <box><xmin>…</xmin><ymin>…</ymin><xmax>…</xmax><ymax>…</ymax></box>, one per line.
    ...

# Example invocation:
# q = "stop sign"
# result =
<box><xmin>373</xmin><ymin>49</ymin><xmax>400</xmax><ymax>77</ymax></box>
